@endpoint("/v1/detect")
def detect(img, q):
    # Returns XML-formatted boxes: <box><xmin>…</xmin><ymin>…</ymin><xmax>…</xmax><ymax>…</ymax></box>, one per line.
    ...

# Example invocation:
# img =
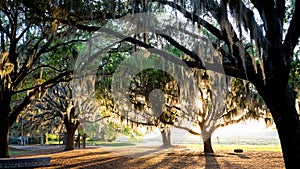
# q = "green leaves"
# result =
<box><xmin>289</xmin><ymin>50</ymin><xmax>300</xmax><ymax>90</ymax></box>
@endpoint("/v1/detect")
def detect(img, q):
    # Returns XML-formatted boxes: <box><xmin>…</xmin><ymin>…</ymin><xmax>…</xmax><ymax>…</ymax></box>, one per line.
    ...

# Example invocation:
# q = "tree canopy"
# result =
<box><xmin>1</xmin><ymin>1</ymin><xmax>300</xmax><ymax>168</ymax></box>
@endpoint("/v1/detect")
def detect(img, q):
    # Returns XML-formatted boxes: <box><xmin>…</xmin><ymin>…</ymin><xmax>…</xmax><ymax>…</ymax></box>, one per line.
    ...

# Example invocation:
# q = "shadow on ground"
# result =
<box><xmin>12</xmin><ymin>145</ymin><xmax>283</xmax><ymax>169</ymax></box>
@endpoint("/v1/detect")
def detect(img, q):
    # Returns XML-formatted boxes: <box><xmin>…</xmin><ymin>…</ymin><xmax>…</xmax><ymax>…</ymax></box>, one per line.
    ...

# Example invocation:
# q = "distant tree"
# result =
<box><xmin>128</xmin><ymin>68</ymin><xmax>180</xmax><ymax>147</ymax></box>
<box><xmin>169</xmin><ymin>69</ymin><xmax>271</xmax><ymax>153</ymax></box>
<box><xmin>34</xmin><ymin>83</ymin><xmax>80</xmax><ymax>150</ymax></box>
<box><xmin>10</xmin><ymin>107</ymin><xmax>63</xmax><ymax>141</ymax></box>
<box><xmin>96</xmin><ymin>67</ymin><xmax>179</xmax><ymax>147</ymax></box>
<box><xmin>31</xmin><ymin>82</ymin><xmax>106</xmax><ymax>150</ymax></box>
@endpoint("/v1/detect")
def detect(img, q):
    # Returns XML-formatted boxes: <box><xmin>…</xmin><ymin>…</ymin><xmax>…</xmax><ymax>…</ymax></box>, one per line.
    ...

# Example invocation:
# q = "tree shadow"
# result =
<box><xmin>227</xmin><ymin>152</ymin><xmax>250</xmax><ymax>159</ymax></box>
<box><xmin>55</xmin><ymin>151</ymin><xmax>111</xmax><ymax>160</ymax></box>
<box><xmin>204</xmin><ymin>152</ymin><xmax>221</xmax><ymax>169</ymax></box>
<box><xmin>42</xmin><ymin>146</ymin><xmax>255</xmax><ymax>169</ymax></box>
<box><xmin>115</xmin><ymin>146</ymin><xmax>167</xmax><ymax>158</ymax></box>
<box><xmin>97</xmin><ymin>147</ymin><xmax>195</xmax><ymax>169</ymax></box>
<box><xmin>55</xmin><ymin>156</ymin><xmax>121</xmax><ymax>169</ymax></box>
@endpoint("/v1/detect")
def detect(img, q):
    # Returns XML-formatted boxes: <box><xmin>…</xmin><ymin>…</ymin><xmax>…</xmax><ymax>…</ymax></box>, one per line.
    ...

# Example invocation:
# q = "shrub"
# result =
<box><xmin>47</xmin><ymin>134</ymin><xmax>59</xmax><ymax>141</ymax></box>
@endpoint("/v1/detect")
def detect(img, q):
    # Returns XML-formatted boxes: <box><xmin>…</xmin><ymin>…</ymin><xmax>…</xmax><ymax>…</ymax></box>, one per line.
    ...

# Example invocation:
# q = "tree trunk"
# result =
<box><xmin>256</xmin><ymin>84</ymin><xmax>300</xmax><ymax>168</ymax></box>
<box><xmin>64</xmin><ymin>126</ymin><xmax>76</xmax><ymax>151</ymax></box>
<box><xmin>161</xmin><ymin>129</ymin><xmax>171</xmax><ymax>148</ymax></box>
<box><xmin>0</xmin><ymin>119</ymin><xmax>10</xmax><ymax>158</ymax></box>
<box><xmin>0</xmin><ymin>88</ymin><xmax>12</xmax><ymax>158</ymax></box>
<box><xmin>82</xmin><ymin>133</ymin><xmax>86</xmax><ymax>148</ymax></box>
<box><xmin>203</xmin><ymin>137</ymin><xmax>214</xmax><ymax>153</ymax></box>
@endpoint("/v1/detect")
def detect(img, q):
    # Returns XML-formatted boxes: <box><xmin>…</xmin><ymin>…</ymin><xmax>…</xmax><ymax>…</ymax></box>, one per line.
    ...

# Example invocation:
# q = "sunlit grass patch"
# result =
<box><xmin>9</xmin><ymin>149</ymin><xmax>32</xmax><ymax>156</ymax></box>
<box><xmin>213</xmin><ymin>144</ymin><xmax>281</xmax><ymax>152</ymax></box>
<box><xmin>9</xmin><ymin>150</ymin><xmax>26</xmax><ymax>155</ymax></box>
<box><xmin>176</xmin><ymin>143</ymin><xmax>282</xmax><ymax>152</ymax></box>
<box><xmin>93</xmin><ymin>141</ymin><xmax>136</xmax><ymax>147</ymax></box>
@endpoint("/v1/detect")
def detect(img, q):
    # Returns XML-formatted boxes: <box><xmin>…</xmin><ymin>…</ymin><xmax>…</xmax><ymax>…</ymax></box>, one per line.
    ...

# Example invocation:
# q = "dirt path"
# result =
<box><xmin>11</xmin><ymin>145</ymin><xmax>285</xmax><ymax>169</ymax></box>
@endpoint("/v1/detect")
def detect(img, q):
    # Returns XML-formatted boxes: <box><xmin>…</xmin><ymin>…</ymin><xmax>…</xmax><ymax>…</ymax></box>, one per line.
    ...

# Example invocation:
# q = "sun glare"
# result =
<box><xmin>195</xmin><ymin>99</ymin><xmax>202</xmax><ymax>110</ymax></box>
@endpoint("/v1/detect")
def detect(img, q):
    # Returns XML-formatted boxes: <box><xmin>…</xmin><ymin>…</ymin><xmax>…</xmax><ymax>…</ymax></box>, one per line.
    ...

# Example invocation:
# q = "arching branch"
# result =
<box><xmin>173</xmin><ymin>124</ymin><xmax>201</xmax><ymax>136</ymax></box>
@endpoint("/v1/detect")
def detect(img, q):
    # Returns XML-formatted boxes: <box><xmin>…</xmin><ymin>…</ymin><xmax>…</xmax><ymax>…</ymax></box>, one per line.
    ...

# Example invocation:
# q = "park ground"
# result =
<box><xmin>9</xmin><ymin>143</ymin><xmax>285</xmax><ymax>169</ymax></box>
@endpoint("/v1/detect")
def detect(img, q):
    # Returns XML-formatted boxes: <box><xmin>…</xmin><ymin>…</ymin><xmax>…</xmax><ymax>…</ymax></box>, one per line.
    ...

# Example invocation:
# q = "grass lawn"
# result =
<box><xmin>92</xmin><ymin>141</ymin><xmax>136</xmax><ymax>147</ymax></box>
<box><xmin>178</xmin><ymin>143</ymin><xmax>282</xmax><ymax>152</ymax></box>
<box><xmin>48</xmin><ymin>140</ymin><xmax>136</xmax><ymax>147</ymax></box>
<box><xmin>9</xmin><ymin>149</ymin><xmax>32</xmax><ymax>156</ymax></box>
<box><xmin>44</xmin><ymin>140</ymin><xmax>282</xmax><ymax>151</ymax></box>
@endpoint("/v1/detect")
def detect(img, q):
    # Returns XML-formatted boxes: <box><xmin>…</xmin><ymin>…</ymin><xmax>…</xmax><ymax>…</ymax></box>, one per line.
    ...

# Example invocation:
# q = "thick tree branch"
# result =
<box><xmin>74</xmin><ymin>24</ymin><xmax>256</xmax><ymax>80</ymax></box>
<box><xmin>276</xmin><ymin>0</ymin><xmax>286</xmax><ymax>26</ymax></box>
<box><xmin>250</xmin><ymin>0</ymin><xmax>275</xmax><ymax>31</ymax></box>
<box><xmin>157</xmin><ymin>33</ymin><xmax>204</xmax><ymax>68</ymax></box>
<box><xmin>157</xmin><ymin>0</ymin><xmax>261</xmax><ymax>82</ymax></box>
<box><xmin>98</xmin><ymin>27</ymin><xmax>194</xmax><ymax>68</ymax></box>
<box><xmin>173</xmin><ymin>124</ymin><xmax>201</xmax><ymax>136</ymax></box>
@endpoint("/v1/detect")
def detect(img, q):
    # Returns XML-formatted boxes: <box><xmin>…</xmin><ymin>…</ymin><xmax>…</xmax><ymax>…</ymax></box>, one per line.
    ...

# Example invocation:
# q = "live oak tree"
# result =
<box><xmin>2</xmin><ymin>0</ymin><xmax>300</xmax><ymax>168</ymax></box>
<box><xmin>32</xmin><ymin>82</ymin><xmax>109</xmax><ymax>150</ymax></box>
<box><xmin>204</xmin><ymin>74</ymin><xmax>272</xmax><ymax>153</ymax></box>
<box><xmin>97</xmin><ymin>65</ymin><xmax>179</xmax><ymax>147</ymax></box>
<box><xmin>34</xmin><ymin>83</ymin><xmax>80</xmax><ymax>151</ymax></box>
<box><xmin>171</xmin><ymin>69</ymin><xmax>271</xmax><ymax>153</ymax></box>
<box><xmin>120</xmin><ymin>1</ymin><xmax>300</xmax><ymax>168</ymax></box>
<box><xmin>0</xmin><ymin>0</ymin><xmax>114</xmax><ymax>157</ymax></box>
<box><xmin>128</xmin><ymin>68</ymin><xmax>179</xmax><ymax>147</ymax></box>
<box><xmin>120</xmin><ymin>1</ymin><xmax>299</xmax><ymax>167</ymax></box>
<box><xmin>158</xmin><ymin>1</ymin><xmax>300</xmax><ymax>168</ymax></box>
<box><xmin>0</xmin><ymin>1</ymin><xmax>79</xmax><ymax>157</ymax></box>
<box><xmin>80</xmin><ymin>51</ymin><xmax>145</xmax><ymax>142</ymax></box>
